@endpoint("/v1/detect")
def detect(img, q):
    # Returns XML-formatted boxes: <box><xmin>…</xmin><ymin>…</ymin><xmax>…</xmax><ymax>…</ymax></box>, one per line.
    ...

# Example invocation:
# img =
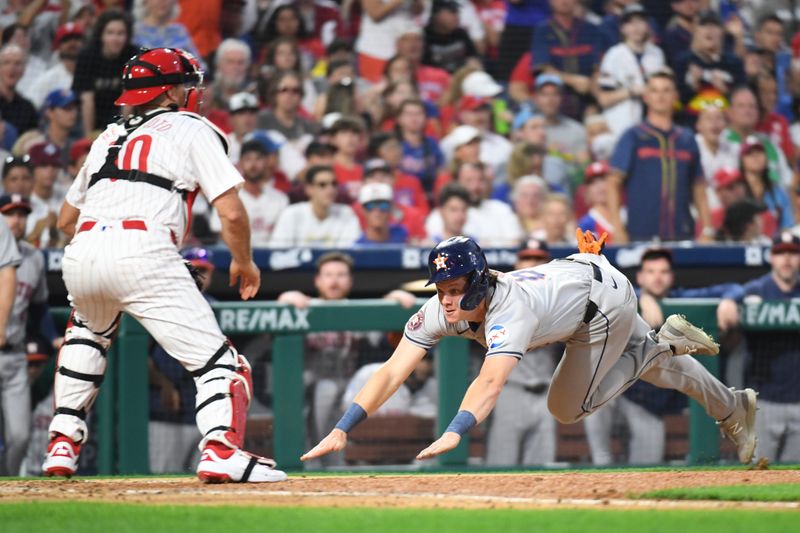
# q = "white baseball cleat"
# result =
<box><xmin>718</xmin><ymin>388</ymin><xmax>758</xmax><ymax>465</ymax></box>
<box><xmin>197</xmin><ymin>443</ymin><xmax>288</xmax><ymax>483</ymax></box>
<box><xmin>657</xmin><ymin>314</ymin><xmax>720</xmax><ymax>356</ymax></box>
<box><xmin>42</xmin><ymin>435</ymin><xmax>80</xmax><ymax>477</ymax></box>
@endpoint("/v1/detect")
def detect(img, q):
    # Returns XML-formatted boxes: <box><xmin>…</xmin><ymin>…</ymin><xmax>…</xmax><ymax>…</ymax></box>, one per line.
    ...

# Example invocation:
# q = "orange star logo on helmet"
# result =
<box><xmin>433</xmin><ymin>254</ymin><xmax>448</xmax><ymax>271</ymax></box>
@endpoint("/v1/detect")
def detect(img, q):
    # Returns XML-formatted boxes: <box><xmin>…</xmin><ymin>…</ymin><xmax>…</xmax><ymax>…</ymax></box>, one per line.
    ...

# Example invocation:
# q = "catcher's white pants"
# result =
<box><xmin>547</xmin><ymin>255</ymin><xmax>737</xmax><ymax>425</ymax></box>
<box><xmin>50</xmin><ymin>221</ymin><xmax>233</xmax><ymax>446</ymax></box>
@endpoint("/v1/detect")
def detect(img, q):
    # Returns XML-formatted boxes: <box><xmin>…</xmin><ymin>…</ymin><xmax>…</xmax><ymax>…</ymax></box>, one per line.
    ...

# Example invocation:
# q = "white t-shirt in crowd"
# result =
<box><xmin>209</xmin><ymin>184</ymin><xmax>289</xmax><ymax>247</ymax></box>
<box><xmin>425</xmin><ymin>199</ymin><xmax>523</xmax><ymax>248</ymax></box>
<box><xmin>270</xmin><ymin>202</ymin><xmax>361</xmax><ymax>247</ymax></box>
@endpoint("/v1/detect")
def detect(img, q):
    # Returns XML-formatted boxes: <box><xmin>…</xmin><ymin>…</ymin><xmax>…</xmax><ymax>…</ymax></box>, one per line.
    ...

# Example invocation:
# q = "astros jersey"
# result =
<box><xmin>404</xmin><ymin>255</ymin><xmax>598</xmax><ymax>358</ymax></box>
<box><xmin>6</xmin><ymin>241</ymin><xmax>47</xmax><ymax>346</ymax></box>
<box><xmin>65</xmin><ymin>110</ymin><xmax>244</xmax><ymax>241</ymax></box>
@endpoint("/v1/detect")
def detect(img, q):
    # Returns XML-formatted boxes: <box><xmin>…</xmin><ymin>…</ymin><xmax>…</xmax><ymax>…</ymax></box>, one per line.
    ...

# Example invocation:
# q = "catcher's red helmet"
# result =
<box><xmin>115</xmin><ymin>47</ymin><xmax>203</xmax><ymax>107</ymax></box>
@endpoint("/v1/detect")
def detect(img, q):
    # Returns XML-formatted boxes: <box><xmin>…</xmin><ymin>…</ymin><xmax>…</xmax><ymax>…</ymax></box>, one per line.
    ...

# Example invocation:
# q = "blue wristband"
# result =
<box><xmin>335</xmin><ymin>403</ymin><xmax>367</xmax><ymax>433</ymax></box>
<box><xmin>445</xmin><ymin>410</ymin><xmax>477</xmax><ymax>436</ymax></box>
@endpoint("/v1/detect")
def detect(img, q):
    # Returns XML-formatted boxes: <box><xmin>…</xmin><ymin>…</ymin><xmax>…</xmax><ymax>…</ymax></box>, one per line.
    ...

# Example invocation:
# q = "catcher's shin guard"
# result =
<box><xmin>193</xmin><ymin>341</ymin><xmax>253</xmax><ymax>449</ymax></box>
<box><xmin>48</xmin><ymin>314</ymin><xmax>115</xmax><ymax>444</ymax></box>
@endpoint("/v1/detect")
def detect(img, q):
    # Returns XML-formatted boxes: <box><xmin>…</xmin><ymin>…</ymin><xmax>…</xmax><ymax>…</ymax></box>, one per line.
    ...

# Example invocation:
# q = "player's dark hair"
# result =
<box><xmin>305</xmin><ymin>164</ymin><xmax>335</xmax><ymax>185</ymax></box>
<box><xmin>640</xmin><ymin>248</ymin><xmax>674</xmax><ymax>269</ymax></box>
<box><xmin>439</xmin><ymin>183</ymin><xmax>471</xmax><ymax>207</ymax></box>
<box><xmin>316</xmin><ymin>251</ymin><xmax>354</xmax><ymax>275</ymax></box>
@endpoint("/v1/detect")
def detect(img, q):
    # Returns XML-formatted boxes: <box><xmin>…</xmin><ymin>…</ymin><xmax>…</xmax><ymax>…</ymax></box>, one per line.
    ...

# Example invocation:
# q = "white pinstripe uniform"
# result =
<box><xmin>49</xmin><ymin>109</ymin><xmax>250</xmax><ymax>451</ymax></box>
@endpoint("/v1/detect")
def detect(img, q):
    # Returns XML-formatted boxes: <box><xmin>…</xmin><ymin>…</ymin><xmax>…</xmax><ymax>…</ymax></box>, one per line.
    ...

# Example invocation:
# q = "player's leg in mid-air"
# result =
<box><xmin>547</xmin><ymin>251</ymin><xmax>757</xmax><ymax>463</ymax></box>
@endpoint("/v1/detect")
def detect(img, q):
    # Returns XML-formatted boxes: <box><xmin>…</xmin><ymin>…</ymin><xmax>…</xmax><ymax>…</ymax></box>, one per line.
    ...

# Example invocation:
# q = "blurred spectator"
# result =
<box><xmin>367</xmin><ymin>133</ymin><xmax>429</xmax><ymax>215</ymax></box>
<box><xmin>451</xmin><ymin>95</ymin><xmax>511</xmax><ymax>180</ymax></box>
<box><xmin>534</xmin><ymin>74</ymin><xmax>589</xmax><ymax>171</ymax></box>
<box><xmin>330</xmin><ymin>116</ymin><xmax>365</xmax><ymax>200</ymax></box>
<box><xmin>486</xmin><ymin>239</ymin><xmax>558</xmax><ymax>466</ymax></box>
<box><xmin>270</xmin><ymin>165</ymin><xmax>361</xmax><ymax>247</ymax></box>
<box><xmin>512</xmin><ymin>174</ymin><xmax>548</xmax><ymax>238</ymax></box>
<box><xmin>147</xmin><ymin>246</ymin><xmax>216</xmax><ymax>474</ymax></box>
<box><xmin>210</xmin><ymin>135</ymin><xmax>289</xmax><ymax>247</ymax></box>
<box><xmin>72</xmin><ymin>9</ymin><xmax>138</xmax><ymax>134</ymax></box>
<box><xmin>356</xmin><ymin>157</ymin><xmax>426</xmax><ymax>242</ymax></box>
<box><xmin>739</xmin><ymin>135</ymin><xmax>794</xmax><ymax>230</ymax></box>
<box><xmin>258</xmin><ymin>37</ymin><xmax>318</xmax><ymax>113</ymax></box>
<box><xmin>26</xmin><ymin>23</ymin><xmax>85</xmax><ymax>110</ymax></box>
<box><xmin>425</xmin><ymin>182</ymin><xmax>472</xmax><ymax>243</ymax></box>
<box><xmin>226</xmin><ymin>92</ymin><xmax>259</xmax><ymax>163</ymax></box>
<box><xmin>313</xmin><ymin>59</ymin><xmax>360</xmax><ymax>119</ymax></box>
<box><xmin>1</xmin><ymin>155</ymin><xmax>33</xmax><ymax>196</ymax></box>
<box><xmin>717</xmin><ymin>232</ymin><xmax>800</xmax><ymax>463</ymax></box>
<box><xmin>674</xmin><ymin>12</ymin><xmax>744</xmax><ymax>122</ymax></box>
<box><xmin>423</xmin><ymin>0</ymin><xmax>479</xmax><ymax>74</ymax></box>
<box><xmin>355</xmin><ymin>182</ymin><xmax>409</xmax><ymax>244</ymax></box>
<box><xmin>209</xmin><ymin>38</ymin><xmax>253</xmax><ymax>113</ymax></box>
<box><xmin>755</xmin><ymin>73</ymin><xmax>795</xmax><ymax>167</ymax></box>
<box><xmin>394</xmin><ymin>22</ymin><xmax>451</xmax><ymax>103</ymax></box>
<box><xmin>68</xmin><ymin>138</ymin><xmax>92</xmax><ymax>178</ymax></box>
<box><xmin>512</xmin><ymin>111</ymin><xmax>570</xmax><ymax>189</ymax></box>
<box><xmin>25</xmin><ymin>142</ymin><xmax>64</xmax><ymax>249</ymax></box>
<box><xmin>584</xmin><ymin>112</ymin><xmax>616</xmax><ymax>161</ymax></box>
<box><xmin>134</xmin><ymin>0</ymin><xmax>202</xmax><ymax>60</ymax></box>
<box><xmin>257</xmin><ymin>70</ymin><xmax>317</xmax><ymax>142</ymax></box>
<box><xmin>695</xmin><ymin>103</ymin><xmax>729</xmax><ymax>209</ymax></box>
<box><xmin>597</xmin><ymin>4</ymin><xmax>665</xmax><ymax>139</ymax></box>
<box><xmin>289</xmin><ymin>0</ymin><xmax>347</xmax><ymax>47</ymax></box>
<box><xmin>754</xmin><ymin>14</ymin><xmax>793</xmax><ymax>120</ymax></box>
<box><xmin>531</xmin><ymin>0</ymin><xmax>603</xmax><ymax>120</ymax></box>
<box><xmin>2</xmin><ymin>23</ymin><xmax>47</xmax><ymax>106</ymax></box>
<box><xmin>437</xmin><ymin>124</ymin><xmax>482</xmax><ymax>192</ymax></box>
<box><xmin>254</xmin><ymin>3</ymin><xmax>319</xmax><ymax>66</ymax></box>
<box><xmin>472</xmin><ymin>0</ymin><xmax>506</xmax><ymax>63</ymax></box>
<box><xmin>662</xmin><ymin>0</ymin><xmax>699</xmax><ymax>68</ymax></box>
<box><xmin>355</xmin><ymin>0</ymin><xmax>423</xmax><ymax>84</ymax></box>
<box><xmin>495</xmin><ymin>0</ymin><xmax>550</xmax><ymax>81</ymax></box>
<box><xmin>0</xmin><ymin>45</ymin><xmax>37</xmax><ymax>135</ymax></box>
<box><xmin>426</xmin><ymin>162</ymin><xmax>522</xmax><ymax>247</ymax></box>
<box><xmin>42</xmin><ymin>90</ymin><xmax>80</xmax><ymax>162</ymax></box>
<box><xmin>534</xmin><ymin>192</ymin><xmax>575</xmax><ymax>244</ymax></box>
<box><xmin>717</xmin><ymin>199</ymin><xmax>771</xmax><ymax>243</ymax></box>
<box><xmin>721</xmin><ymin>86</ymin><xmax>794</xmax><ymax>190</ymax></box>
<box><xmin>710</xmin><ymin>167</ymin><xmax>778</xmax><ymax>239</ymax></box>
<box><xmin>396</xmin><ymin>98</ymin><xmax>444</xmax><ymax>196</ymax></box>
<box><xmin>608</xmin><ymin>70</ymin><xmax>712</xmax><ymax>243</ymax></box>
<box><xmin>577</xmin><ymin>160</ymin><xmax>619</xmax><ymax>243</ymax></box>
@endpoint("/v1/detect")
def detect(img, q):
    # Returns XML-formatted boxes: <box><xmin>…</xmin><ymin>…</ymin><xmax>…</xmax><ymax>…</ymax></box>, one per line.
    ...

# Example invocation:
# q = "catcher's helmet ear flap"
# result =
<box><xmin>426</xmin><ymin>236</ymin><xmax>489</xmax><ymax>311</ymax></box>
<box><xmin>116</xmin><ymin>47</ymin><xmax>204</xmax><ymax>107</ymax></box>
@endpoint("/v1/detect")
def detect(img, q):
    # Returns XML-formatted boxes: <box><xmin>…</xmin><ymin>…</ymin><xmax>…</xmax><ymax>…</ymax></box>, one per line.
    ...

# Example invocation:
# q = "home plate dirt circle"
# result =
<box><xmin>1</xmin><ymin>471</ymin><xmax>799</xmax><ymax>510</ymax></box>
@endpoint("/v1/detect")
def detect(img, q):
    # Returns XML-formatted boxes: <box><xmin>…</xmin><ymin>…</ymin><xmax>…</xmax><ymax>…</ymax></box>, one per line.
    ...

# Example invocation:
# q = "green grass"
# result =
<box><xmin>643</xmin><ymin>483</ymin><xmax>800</xmax><ymax>502</ymax></box>
<box><xmin>0</xmin><ymin>502</ymin><xmax>797</xmax><ymax>533</ymax></box>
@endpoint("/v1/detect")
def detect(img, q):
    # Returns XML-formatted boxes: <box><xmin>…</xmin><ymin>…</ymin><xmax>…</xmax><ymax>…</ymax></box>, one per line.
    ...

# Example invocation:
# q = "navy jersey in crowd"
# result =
<box><xmin>739</xmin><ymin>274</ymin><xmax>800</xmax><ymax>403</ymax></box>
<box><xmin>399</xmin><ymin>136</ymin><xmax>444</xmax><ymax>194</ymax></box>
<box><xmin>610</xmin><ymin>120</ymin><xmax>703</xmax><ymax>241</ymax></box>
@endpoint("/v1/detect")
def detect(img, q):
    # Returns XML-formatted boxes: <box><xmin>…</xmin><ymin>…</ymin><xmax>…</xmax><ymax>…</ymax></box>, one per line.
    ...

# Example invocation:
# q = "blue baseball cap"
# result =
<box><xmin>44</xmin><ymin>89</ymin><xmax>77</xmax><ymax>109</ymax></box>
<box><xmin>242</xmin><ymin>131</ymin><xmax>281</xmax><ymax>155</ymax></box>
<box><xmin>535</xmin><ymin>73</ymin><xmax>563</xmax><ymax>90</ymax></box>
<box><xmin>181</xmin><ymin>246</ymin><xmax>215</xmax><ymax>270</ymax></box>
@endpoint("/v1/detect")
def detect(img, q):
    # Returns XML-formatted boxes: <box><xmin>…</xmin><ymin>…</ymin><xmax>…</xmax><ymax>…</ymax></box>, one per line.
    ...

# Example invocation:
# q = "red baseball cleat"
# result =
<box><xmin>42</xmin><ymin>435</ymin><xmax>80</xmax><ymax>477</ymax></box>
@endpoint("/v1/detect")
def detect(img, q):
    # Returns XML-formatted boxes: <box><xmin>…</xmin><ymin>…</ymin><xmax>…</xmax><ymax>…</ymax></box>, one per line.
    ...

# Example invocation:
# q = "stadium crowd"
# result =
<box><xmin>1</xmin><ymin>0</ymin><xmax>800</xmax><ymax>475</ymax></box>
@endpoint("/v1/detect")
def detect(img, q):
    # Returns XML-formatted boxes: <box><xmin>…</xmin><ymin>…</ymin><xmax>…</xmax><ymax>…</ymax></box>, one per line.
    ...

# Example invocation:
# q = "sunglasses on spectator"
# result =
<box><xmin>278</xmin><ymin>86</ymin><xmax>302</xmax><ymax>95</ymax></box>
<box><xmin>313</xmin><ymin>180</ymin><xmax>336</xmax><ymax>188</ymax></box>
<box><xmin>364</xmin><ymin>200</ymin><xmax>391</xmax><ymax>212</ymax></box>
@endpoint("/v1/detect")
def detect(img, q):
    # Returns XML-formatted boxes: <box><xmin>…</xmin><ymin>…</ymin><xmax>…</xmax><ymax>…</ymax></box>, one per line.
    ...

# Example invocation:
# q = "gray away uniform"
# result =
<box><xmin>404</xmin><ymin>253</ymin><xmax>737</xmax><ymax>431</ymax></box>
<box><xmin>1</xmin><ymin>240</ymin><xmax>47</xmax><ymax>475</ymax></box>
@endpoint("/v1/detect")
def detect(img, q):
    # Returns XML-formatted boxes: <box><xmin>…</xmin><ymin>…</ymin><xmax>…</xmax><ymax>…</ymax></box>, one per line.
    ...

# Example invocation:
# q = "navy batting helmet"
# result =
<box><xmin>426</xmin><ymin>236</ymin><xmax>489</xmax><ymax>311</ymax></box>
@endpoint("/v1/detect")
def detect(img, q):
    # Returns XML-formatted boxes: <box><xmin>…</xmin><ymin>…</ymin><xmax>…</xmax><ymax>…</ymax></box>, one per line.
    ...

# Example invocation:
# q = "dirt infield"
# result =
<box><xmin>1</xmin><ymin>470</ymin><xmax>799</xmax><ymax>510</ymax></box>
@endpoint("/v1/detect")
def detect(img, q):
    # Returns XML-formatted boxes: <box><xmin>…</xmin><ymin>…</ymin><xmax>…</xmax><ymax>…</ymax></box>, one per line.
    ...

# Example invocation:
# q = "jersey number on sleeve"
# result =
<box><xmin>509</xmin><ymin>269</ymin><xmax>546</xmax><ymax>283</ymax></box>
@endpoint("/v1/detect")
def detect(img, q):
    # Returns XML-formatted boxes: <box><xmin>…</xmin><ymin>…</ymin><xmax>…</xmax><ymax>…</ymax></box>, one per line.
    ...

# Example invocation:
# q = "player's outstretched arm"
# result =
<box><xmin>417</xmin><ymin>355</ymin><xmax>518</xmax><ymax>460</ymax></box>
<box><xmin>301</xmin><ymin>336</ymin><xmax>428</xmax><ymax>461</ymax></box>
<box><xmin>213</xmin><ymin>188</ymin><xmax>260</xmax><ymax>300</ymax></box>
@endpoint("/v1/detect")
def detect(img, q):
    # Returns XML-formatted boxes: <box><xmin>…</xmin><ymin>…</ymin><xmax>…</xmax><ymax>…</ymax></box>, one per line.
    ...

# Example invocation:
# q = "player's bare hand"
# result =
<box><xmin>160</xmin><ymin>383</ymin><xmax>181</xmax><ymax>413</ymax></box>
<box><xmin>301</xmin><ymin>429</ymin><xmax>347</xmax><ymax>461</ymax></box>
<box><xmin>230</xmin><ymin>259</ymin><xmax>261</xmax><ymax>300</ymax></box>
<box><xmin>384</xmin><ymin>289</ymin><xmax>417</xmax><ymax>308</ymax></box>
<box><xmin>717</xmin><ymin>298</ymin><xmax>740</xmax><ymax>332</ymax></box>
<box><xmin>416</xmin><ymin>432</ymin><xmax>461</xmax><ymax>460</ymax></box>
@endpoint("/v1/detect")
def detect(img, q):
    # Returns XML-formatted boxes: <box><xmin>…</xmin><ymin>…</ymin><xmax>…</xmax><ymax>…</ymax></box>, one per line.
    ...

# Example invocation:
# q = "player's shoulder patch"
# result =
<box><xmin>406</xmin><ymin>309</ymin><xmax>424</xmax><ymax>331</ymax></box>
<box><xmin>487</xmin><ymin>324</ymin><xmax>508</xmax><ymax>350</ymax></box>
<box><xmin>177</xmin><ymin>111</ymin><xmax>230</xmax><ymax>154</ymax></box>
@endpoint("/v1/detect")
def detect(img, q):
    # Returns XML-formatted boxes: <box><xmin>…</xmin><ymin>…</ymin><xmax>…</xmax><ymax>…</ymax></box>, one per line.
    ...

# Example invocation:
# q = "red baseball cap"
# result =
<box><xmin>28</xmin><ymin>142</ymin><xmax>62</xmax><ymax>167</ymax></box>
<box><xmin>713</xmin><ymin>168</ymin><xmax>743</xmax><ymax>189</ymax></box>
<box><xmin>741</xmin><ymin>135</ymin><xmax>765</xmax><ymax>155</ymax></box>
<box><xmin>771</xmin><ymin>231</ymin><xmax>800</xmax><ymax>254</ymax></box>
<box><xmin>584</xmin><ymin>160</ymin><xmax>610</xmax><ymax>183</ymax></box>
<box><xmin>459</xmin><ymin>95</ymin><xmax>492</xmax><ymax>113</ymax></box>
<box><xmin>69</xmin><ymin>138</ymin><xmax>92</xmax><ymax>164</ymax></box>
<box><xmin>53</xmin><ymin>22</ymin><xmax>84</xmax><ymax>49</ymax></box>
